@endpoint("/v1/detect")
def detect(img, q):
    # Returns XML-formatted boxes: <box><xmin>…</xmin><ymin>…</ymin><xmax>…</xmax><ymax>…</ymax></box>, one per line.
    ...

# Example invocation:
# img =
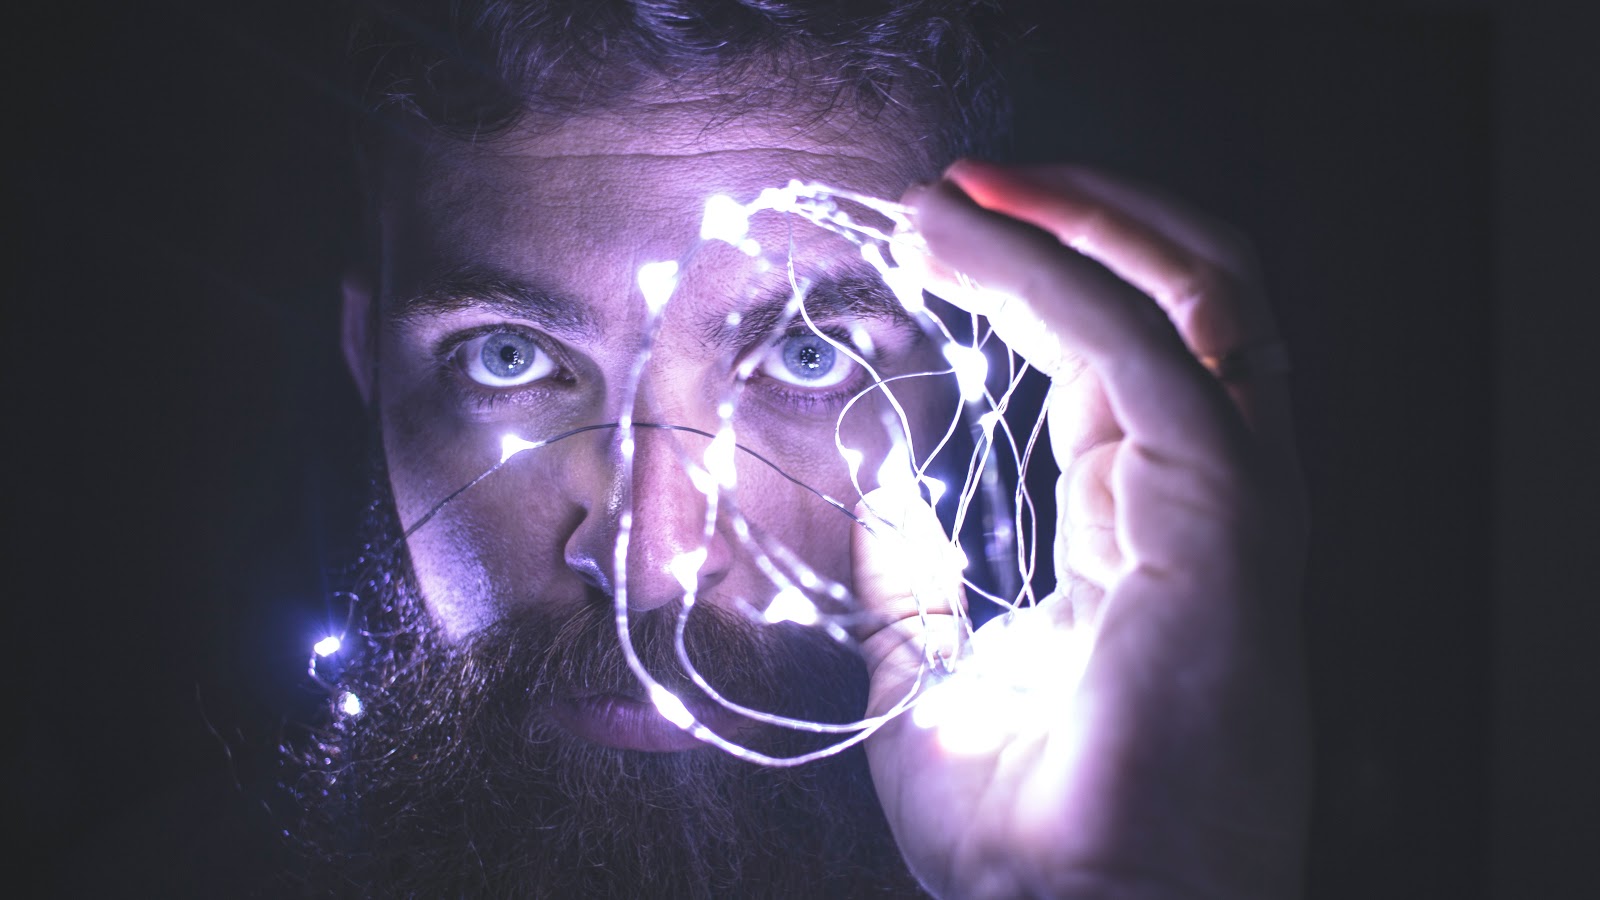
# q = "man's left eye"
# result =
<box><xmin>759</xmin><ymin>333</ymin><xmax>855</xmax><ymax>389</ymax></box>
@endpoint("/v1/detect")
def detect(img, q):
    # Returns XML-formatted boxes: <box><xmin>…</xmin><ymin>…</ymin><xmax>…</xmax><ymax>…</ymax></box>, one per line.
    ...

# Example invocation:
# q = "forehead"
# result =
<box><xmin>376</xmin><ymin>102</ymin><xmax>929</xmax><ymax>302</ymax></box>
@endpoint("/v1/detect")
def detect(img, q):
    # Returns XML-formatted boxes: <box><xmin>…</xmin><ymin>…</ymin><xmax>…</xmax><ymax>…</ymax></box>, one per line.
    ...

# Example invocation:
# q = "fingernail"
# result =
<box><xmin>944</xmin><ymin>157</ymin><xmax>994</xmax><ymax>179</ymax></box>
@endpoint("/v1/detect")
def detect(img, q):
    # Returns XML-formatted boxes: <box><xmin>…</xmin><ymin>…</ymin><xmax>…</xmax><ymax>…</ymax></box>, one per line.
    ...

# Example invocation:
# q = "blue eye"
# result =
<box><xmin>459</xmin><ymin>332</ymin><xmax>557</xmax><ymax>387</ymax></box>
<box><xmin>760</xmin><ymin>333</ymin><xmax>854</xmax><ymax>388</ymax></box>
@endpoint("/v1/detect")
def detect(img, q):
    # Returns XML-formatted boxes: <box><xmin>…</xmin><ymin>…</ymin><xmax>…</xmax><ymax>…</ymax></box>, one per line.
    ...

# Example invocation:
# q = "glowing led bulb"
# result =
<box><xmin>763</xmin><ymin>586</ymin><xmax>820</xmax><ymax>626</ymax></box>
<box><xmin>637</xmin><ymin>260</ymin><xmax>680</xmax><ymax>313</ymax></box>
<box><xmin>704</xmin><ymin>428</ymin><xmax>738</xmax><ymax>489</ymax></box>
<box><xmin>338</xmin><ymin>691</ymin><xmax>363</xmax><ymax>717</ymax></box>
<box><xmin>753</xmin><ymin>181</ymin><xmax>804</xmax><ymax>214</ymax></box>
<box><xmin>701</xmin><ymin>194</ymin><xmax>751</xmax><ymax>245</ymax></box>
<box><xmin>649</xmin><ymin>684</ymin><xmax>696</xmax><ymax>730</ymax></box>
<box><xmin>669</xmin><ymin>548</ymin><xmax>708</xmax><ymax>594</ymax></box>
<box><xmin>500</xmin><ymin>433</ymin><xmax>540</xmax><ymax>463</ymax></box>
<box><xmin>875</xmin><ymin>443</ymin><xmax>917</xmax><ymax>494</ymax></box>
<box><xmin>913</xmin><ymin>606</ymin><xmax>1093</xmax><ymax>755</ymax></box>
<box><xmin>313</xmin><ymin>635</ymin><xmax>341</xmax><ymax>657</ymax></box>
<box><xmin>943</xmin><ymin>343</ymin><xmax>990</xmax><ymax>403</ymax></box>
<box><xmin>687</xmin><ymin>464</ymin><xmax>719</xmax><ymax>496</ymax></box>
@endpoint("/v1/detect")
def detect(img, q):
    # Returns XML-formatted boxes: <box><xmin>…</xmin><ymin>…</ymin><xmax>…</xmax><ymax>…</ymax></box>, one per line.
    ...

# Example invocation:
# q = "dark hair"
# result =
<box><xmin>350</xmin><ymin>0</ymin><xmax>1010</xmax><ymax>164</ymax></box>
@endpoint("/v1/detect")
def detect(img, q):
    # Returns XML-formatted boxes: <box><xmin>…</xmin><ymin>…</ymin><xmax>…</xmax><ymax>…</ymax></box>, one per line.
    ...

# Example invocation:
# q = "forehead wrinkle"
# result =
<box><xmin>424</xmin><ymin>131</ymin><xmax>920</xmax><ymax>204</ymax></box>
<box><xmin>469</xmin><ymin>147</ymin><xmax>896</xmax><ymax>170</ymax></box>
<box><xmin>436</xmin><ymin>103</ymin><xmax>921</xmax><ymax>168</ymax></box>
<box><xmin>440</xmin><ymin>151</ymin><xmax>904</xmax><ymax>237</ymax></box>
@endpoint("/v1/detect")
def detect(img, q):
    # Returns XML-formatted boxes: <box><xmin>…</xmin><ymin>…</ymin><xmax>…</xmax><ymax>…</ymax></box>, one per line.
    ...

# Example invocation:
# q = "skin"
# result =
<box><xmin>346</xmin><ymin>99</ymin><xmax>1311</xmax><ymax>896</ymax></box>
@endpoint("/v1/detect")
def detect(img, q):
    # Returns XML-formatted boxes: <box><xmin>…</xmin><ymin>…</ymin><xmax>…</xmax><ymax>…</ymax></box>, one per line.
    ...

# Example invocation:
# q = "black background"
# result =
<box><xmin>9</xmin><ymin>1</ymin><xmax>1597</xmax><ymax>897</ymax></box>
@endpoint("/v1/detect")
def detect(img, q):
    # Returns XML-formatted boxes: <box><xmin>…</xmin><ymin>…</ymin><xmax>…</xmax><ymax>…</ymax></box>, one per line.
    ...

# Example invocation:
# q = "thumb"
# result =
<box><xmin>851</xmin><ymin>485</ymin><xmax>965</xmax><ymax>687</ymax></box>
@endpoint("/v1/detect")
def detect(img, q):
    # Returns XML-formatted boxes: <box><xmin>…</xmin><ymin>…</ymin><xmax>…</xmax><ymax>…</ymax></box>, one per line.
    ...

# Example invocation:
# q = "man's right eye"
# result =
<box><xmin>456</xmin><ymin>331</ymin><xmax>557</xmax><ymax>387</ymax></box>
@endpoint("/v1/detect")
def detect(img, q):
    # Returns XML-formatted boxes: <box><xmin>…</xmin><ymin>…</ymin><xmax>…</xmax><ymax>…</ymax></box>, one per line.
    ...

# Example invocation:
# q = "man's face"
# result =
<box><xmin>349</xmin><ymin>101</ymin><xmax>945</xmax><ymax>749</ymax></box>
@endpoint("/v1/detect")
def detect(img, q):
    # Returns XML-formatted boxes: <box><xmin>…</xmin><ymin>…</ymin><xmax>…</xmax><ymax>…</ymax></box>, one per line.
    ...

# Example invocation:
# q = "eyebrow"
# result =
<box><xmin>391</xmin><ymin>265</ymin><xmax>600</xmax><ymax>340</ymax></box>
<box><xmin>706</xmin><ymin>266</ymin><xmax>919</xmax><ymax>350</ymax></box>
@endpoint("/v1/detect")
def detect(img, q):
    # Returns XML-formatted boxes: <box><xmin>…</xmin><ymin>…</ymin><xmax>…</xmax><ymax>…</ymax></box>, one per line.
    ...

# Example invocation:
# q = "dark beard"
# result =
<box><xmin>283</xmin><ymin>474</ymin><xmax>922</xmax><ymax>898</ymax></box>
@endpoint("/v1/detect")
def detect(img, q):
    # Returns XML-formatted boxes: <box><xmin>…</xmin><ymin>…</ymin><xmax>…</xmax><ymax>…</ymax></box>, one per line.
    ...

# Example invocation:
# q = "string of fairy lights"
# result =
<box><xmin>309</xmin><ymin>181</ymin><xmax>1090</xmax><ymax>758</ymax></box>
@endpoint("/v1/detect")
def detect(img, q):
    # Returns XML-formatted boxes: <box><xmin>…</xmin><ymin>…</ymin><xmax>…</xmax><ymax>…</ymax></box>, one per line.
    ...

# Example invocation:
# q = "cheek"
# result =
<box><xmin>403</xmin><ymin>519</ymin><xmax>503</xmax><ymax>641</ymax></box>
<box><xmin>376</xmin><ymin>327</ymin><xmax>492</xmax><ymax>523</ymax></box>
<box><xmin>395</xmin><ymin>459</ymin><xmax>589</xmax><ymax>640</ymax></box>
<box><xmin>380</xmin><ymin>390</ymin><xmax>494</xmax><ymax>527</ymax></box>
<box><xmin>378</xmin><ymin>366</ymin><xmax>592</xmax><ymax>639</ymax></box>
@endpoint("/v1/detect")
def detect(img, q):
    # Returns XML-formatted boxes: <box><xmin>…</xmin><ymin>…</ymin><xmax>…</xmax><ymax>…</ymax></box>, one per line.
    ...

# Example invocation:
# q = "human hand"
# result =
<box><xmin>854</xmin><ymin>161</ymin><xmax>1310</xmax><ymax>899</ymax></box>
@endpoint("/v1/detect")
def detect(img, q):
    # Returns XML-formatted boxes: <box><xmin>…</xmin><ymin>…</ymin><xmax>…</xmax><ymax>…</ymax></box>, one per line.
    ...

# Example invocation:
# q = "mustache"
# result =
<box><xmin>455</xmin><ymin>593</ymin><xmax>870</xmax><ymax>736</ymax></box>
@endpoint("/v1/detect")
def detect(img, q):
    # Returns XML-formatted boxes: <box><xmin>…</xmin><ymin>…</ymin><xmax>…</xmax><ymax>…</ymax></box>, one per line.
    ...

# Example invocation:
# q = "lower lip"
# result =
<box><xmin>552</xmin><ymin>693</ymin><xmax>727</xmax><ymax>752</ymax></box>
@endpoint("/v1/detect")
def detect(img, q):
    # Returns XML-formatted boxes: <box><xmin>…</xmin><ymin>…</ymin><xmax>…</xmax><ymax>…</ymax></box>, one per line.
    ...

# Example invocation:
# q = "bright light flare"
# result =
<box><xmin>313</xmin><ymin>635</ymin><xmax>341</xmax><ymax>657</ymax></box>
<box><xmin>913</xmin><ymin>675</ymin><xmax>1020</xmax><ymax>755</ymax></box>
<box><xmin>704</xmin><ymin>428</ymin><xmax>738</xmax><ymax>489</ymax></box>
<box><xmin>669</xmin><ymin>548</ymin><xmax>708</xmax><ymax>594</ymax></box>
<box><xmin>500</xmin><ymin>433</ymin><xmax>540</xmax><ymax>463</ymax></box>
<box><xmin>637</xmin><ymin>260</ymin><xmax>680</xmax><ymax>313</ymax></box>
<box><xmin>701</xmin><ymin>194</ymin><xmax>751</xmax><ymax>245</ymax></box>
<box><xmin>649</xmin><ymin>684</ymin><xmax>696</xmax><ymax>730</ymax></box>
<box><xmin>875</xmin><ymin>443</ymin><xmax>917</xmax><ymax>494</ymax></box>
<box><xmin>763</xmin><ymin>586</ymin><xmax>820</xmax><ymax>626</ymax></box>
<box><xmin>338</xmin><ymin>691</ymin><xmax>364</xmax><ymax>717</ymax></box>
<box><xmin>943</xmin><ymin>343</ymin><xmax>990</xmax><ymax>403</ymax></box>
<box><xmin>913</xmin><ymin>606</ymin><xmax>1093</xmax><ymax>755</ymax></box>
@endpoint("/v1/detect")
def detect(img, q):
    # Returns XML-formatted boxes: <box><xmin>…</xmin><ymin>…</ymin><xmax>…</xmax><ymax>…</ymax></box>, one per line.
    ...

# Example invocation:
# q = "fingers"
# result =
<box><xmin>944</xmin><ymin>161</ymin><xmax>1274</xmax><ymax>358</ymax></box>
<box><xmin>934</xmin><ymin>161</ymin><xmax>1296</xmax><ymax>452</ymax></box>
<box><xmin>1047</xmin><ymin>356</ymin><xmax>1119</xmax><ymax>462</ymax></box>
<box><xmin>909</xmin><ymin>179</ymin><xmax>1244</xmax><ymax>469</ymax></box>
<box><xmin>1059</xmin><ymin>441</ymin><xmax>1122</xmax><ymax>592</ymax></box>
<box><xmin>891</xmin><ymin>236</ymin><xmax>1073</xmax><ymax>377</ymax></box>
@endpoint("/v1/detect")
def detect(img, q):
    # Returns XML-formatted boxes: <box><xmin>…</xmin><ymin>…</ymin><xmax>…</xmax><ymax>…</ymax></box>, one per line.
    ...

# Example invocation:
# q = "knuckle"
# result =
<box><xmin>1070</xmin><ymin>202</ymin><xmax>1115</xmax><ymax>244</ymax></box>
<box><xmin>1164</xmin><ymin>260</ymin><xmax>1228</xmax><ymax>311</ymax></box>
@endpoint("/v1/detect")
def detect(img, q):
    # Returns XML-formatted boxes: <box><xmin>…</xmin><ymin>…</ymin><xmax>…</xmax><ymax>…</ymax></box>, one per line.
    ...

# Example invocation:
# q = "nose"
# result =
<box><xmin>564</xmin><ymin>418</ymin><xmax>735</xmax><ymax>611</ymax></box>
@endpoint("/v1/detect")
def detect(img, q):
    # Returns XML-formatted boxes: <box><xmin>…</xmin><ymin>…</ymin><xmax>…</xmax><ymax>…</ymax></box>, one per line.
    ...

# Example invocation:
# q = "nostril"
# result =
<box><xmin>567</xmin><ymin>554</ymin><xmax>613</xmax><ymax>596</ymax></box>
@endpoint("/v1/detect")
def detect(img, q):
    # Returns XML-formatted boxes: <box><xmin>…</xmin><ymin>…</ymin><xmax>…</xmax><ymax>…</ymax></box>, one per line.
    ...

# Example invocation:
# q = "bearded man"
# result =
<box><xmin>287</xmin><ymin>1</ymin><xmax>1311</xmax><ymax>897</ymax></box>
